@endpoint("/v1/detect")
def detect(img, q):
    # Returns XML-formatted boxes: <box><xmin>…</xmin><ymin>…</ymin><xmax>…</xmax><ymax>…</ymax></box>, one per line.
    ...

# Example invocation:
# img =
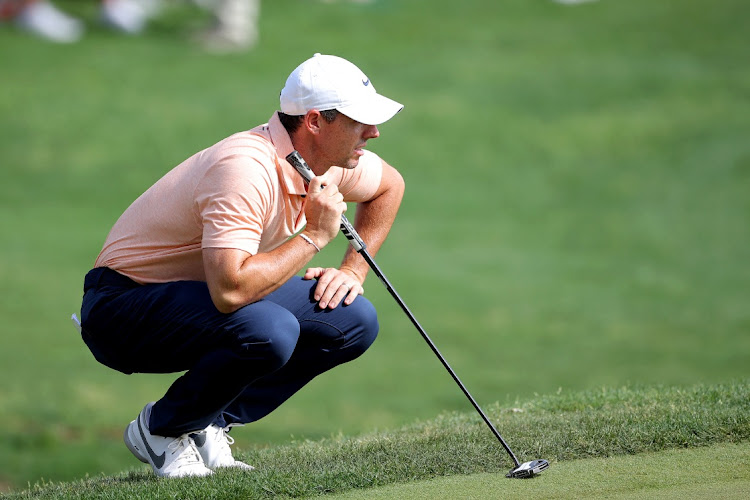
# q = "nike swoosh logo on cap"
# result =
<box><xmin>138</xmin><ymin>413</ymin><xmax>166</xmax><ymax>469</ymax></box>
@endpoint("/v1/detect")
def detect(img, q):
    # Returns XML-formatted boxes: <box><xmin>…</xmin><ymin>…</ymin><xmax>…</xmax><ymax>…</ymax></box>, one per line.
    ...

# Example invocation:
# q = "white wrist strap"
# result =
<box><xmin>299</xmin><ymin>233</ymin><xmax>320</xmax><ymax>253</ymax></box>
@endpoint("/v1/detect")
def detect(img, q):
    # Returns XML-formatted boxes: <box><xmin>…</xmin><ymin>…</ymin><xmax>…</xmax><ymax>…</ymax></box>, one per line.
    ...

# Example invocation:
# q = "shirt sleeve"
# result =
<box><xmin>334</xmin><ymin>150</ymin><xmax>383</xmax><ymax>202</ymax></box>
<box><xmin>195</xmin><ymin>157</ymin><xmax>275</xmax><ymax>256</ymax></box>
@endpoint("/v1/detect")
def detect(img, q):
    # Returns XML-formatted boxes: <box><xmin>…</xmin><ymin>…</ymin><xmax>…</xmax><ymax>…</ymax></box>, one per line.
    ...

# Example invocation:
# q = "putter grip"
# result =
<box><xmin>285</xmin><ymin>151</ymin><xmax>366</xmax><ymax>253</ymax></box>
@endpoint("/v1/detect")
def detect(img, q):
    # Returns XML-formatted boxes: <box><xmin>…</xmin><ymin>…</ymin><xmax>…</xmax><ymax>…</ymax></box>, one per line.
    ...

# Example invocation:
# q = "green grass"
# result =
<box><xmin>333</xmin><ymin>443</ymin><xmax>750</xmax><ymax>499</ymax></box>
<box><xmin>6</xmin><ymin>381</ymin><xmax>749</xmax><ymax>498</ymax></box>
<box><xmin>1</xmin><ymin>0</ymin><xmax>749</xmax><ymax>493</ymax></box>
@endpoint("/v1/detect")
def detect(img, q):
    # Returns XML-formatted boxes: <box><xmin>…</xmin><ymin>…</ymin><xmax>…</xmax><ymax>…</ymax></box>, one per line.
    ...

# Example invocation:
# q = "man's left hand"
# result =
<box><xmin>303</xmin><ymin>267</ymin><xmax>363</xmax><ymax>309</ymax></box>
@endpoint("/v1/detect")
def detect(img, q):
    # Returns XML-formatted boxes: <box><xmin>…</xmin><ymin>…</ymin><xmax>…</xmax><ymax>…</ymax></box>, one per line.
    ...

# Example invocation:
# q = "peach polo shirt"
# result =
<box><xmin>94</xmin><ymin>112</ymin><xmax>383</xmax><ymax>284</ymax></box>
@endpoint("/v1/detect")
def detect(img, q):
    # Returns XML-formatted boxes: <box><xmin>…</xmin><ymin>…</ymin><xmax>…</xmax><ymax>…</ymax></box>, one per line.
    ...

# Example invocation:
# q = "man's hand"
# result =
<box><xmin>303</xmin><ymin>175</ymin><xmax>347</xmax><ymax>250</ymax></box>
<box><xmin>303</xmin><ymin>267</ymin><xmax>364</xmax><ymax>309</ymax></box>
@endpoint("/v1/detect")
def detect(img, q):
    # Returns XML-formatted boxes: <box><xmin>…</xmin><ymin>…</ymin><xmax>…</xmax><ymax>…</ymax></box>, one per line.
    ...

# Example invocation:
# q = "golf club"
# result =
<box><xmin>286</xmin><ymin>150</ymin><xmax>549</xmax><ymax>479</ymax></box>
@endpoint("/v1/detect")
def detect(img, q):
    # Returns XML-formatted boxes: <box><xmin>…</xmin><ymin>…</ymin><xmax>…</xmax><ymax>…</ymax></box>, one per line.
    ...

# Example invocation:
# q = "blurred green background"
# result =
<box><xmin>1</xmin><ymin>0</ymin><xmax>748</xmax><ymax>492</ymax></box>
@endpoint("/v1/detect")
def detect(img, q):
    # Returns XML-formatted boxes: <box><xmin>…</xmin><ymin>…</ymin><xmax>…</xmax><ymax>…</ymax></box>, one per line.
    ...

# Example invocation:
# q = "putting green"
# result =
<box><xmin>333</xmin><ymin>442</ymin><xmax>750</xmax><ymax>499</ymax></box>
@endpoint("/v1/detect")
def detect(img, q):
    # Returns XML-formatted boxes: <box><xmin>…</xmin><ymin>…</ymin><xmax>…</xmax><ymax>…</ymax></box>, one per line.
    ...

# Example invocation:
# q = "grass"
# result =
<box><xmin>333</xmin><ymin>443</ymin><xmax>750</xmax><ymax>499</ymax></box>
<box><xmin>5</xmin><ymin>380</ymin><xmax>749</xmax><ymax>498</ymax></box>
<box><xmin>1</xmin><ymin>0</ymin><xmax>749</xmax><ymax>492</ymax></box>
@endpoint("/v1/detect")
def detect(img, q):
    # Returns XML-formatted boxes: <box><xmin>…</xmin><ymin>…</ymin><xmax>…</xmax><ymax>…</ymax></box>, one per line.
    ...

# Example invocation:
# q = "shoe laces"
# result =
<box><xmin>168</xmin><ymin>434</ymin><xmax>203</xmax><ymax>466</ymax></box>
<box><xmin>213</xmin><ymin>426</ymin><xmax>234</xmax><ymax>455</ymax></box>
<box><xmin>222</xmin><ymin>427</ymin><xmax>235</xmax><ymax>446</ymax></box>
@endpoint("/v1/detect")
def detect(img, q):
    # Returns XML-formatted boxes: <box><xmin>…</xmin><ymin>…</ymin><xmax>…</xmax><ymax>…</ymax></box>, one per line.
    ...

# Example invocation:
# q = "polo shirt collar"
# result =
<box><xmin>268</xmin><ymin>112</ymin><xmax>307</xmax><ymax>196</ymax></box>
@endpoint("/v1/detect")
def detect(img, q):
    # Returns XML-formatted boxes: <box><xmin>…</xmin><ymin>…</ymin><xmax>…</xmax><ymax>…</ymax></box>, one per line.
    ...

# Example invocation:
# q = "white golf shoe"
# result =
<box><xmin>191</xmin><ymin>424</ymin><xmax>254</xmax><ymax>470</ymax></box>
<box><xmin>15</xmin><ymin>0</ymin><xmax>84</xmax><ymax>43</ymax></box>
<box><xmin>100</xmin><ymin>0</ymin><xmax>149</xmax><ymax>34</ymax></box>
<box><xmin>124</xmin><ymin>402</ymin><xmax>213</xmax><ymax>478</ymax></box>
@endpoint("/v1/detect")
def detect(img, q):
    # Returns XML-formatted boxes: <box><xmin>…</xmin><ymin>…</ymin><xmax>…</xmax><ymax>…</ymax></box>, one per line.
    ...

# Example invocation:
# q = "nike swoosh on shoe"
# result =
<box><xmin>138</xmin><ymin>414</ymin><xmax>166</xmax><ymax>469</ymax></box>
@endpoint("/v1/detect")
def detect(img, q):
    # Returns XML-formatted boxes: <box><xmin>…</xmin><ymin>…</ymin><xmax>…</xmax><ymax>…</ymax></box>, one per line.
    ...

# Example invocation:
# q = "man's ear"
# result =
<box><xmin>303</xmin><ymin>110</ymin><xmax>323</xmax><ymax>135</ymax></box>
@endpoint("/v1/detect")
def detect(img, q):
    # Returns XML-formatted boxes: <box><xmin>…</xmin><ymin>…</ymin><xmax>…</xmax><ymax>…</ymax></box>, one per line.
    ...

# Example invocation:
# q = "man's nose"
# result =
<box><xmin>365</xmin><ymin>125</ymin><xmax>380</xmax><ymax>139</ymax></box>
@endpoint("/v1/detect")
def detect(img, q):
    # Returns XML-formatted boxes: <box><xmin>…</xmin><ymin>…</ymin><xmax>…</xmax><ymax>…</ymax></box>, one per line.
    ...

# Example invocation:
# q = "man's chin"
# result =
<box><xmin>331</xmin><ymin>156</ymin><xmax>360</xmax><ymax>170</ymax></box>
<box><xmin>344</xmin><ymin>158</ymin><xmax>360</xmax><ymax>169</ymax></box>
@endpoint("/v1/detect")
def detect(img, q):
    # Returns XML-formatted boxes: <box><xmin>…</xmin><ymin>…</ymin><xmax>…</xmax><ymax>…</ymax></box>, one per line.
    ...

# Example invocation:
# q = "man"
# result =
<box><xmin>78</xmin><ymin>53</ymin><xmax>404</xmax><ymax>478</ymax></box>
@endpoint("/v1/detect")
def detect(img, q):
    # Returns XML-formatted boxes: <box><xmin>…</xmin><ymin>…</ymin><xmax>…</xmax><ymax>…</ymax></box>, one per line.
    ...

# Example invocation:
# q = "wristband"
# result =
<box><xmin>299</xmin><ymin>233</ymin><xmax>320</xmax><ymax>253</ymax></box>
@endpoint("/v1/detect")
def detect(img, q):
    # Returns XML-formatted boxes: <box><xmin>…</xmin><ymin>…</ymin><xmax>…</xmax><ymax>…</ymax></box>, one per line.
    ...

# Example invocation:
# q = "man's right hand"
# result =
<box><xmin>204</xmin><ymin>175</ymin><xmax>347</xmax><ymax>314</ymax></box>
<box><xmin>303</xmin><ymin>174</ymin><xmax>347</xmax><ymax>249</ymax></box>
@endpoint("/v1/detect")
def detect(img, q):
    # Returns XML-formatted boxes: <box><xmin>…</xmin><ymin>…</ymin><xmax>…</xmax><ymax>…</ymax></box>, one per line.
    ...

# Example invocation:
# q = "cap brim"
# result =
<box><xmin>336</xmin><ymin>93</ymin><xmax>404</xmax><ymax>126</ymax></box>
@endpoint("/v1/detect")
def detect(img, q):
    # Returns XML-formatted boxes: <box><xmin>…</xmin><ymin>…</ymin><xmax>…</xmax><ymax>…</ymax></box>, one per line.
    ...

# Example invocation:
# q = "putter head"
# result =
<box><xmin>506</xmin><ymin>459</ymin><xmax>549</xmax><ymax>479</ymax></box>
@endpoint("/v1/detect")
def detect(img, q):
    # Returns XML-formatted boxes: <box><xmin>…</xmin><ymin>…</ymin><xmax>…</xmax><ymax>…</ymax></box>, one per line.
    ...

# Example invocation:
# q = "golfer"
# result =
<box><xmin>78</xmin><ymin>53</ymin><xmax>404</xmax><ymax>478</ymax></box>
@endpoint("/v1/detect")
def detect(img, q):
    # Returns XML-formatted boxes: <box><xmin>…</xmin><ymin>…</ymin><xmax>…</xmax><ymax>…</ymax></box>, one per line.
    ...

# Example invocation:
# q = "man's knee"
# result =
<box><xmin>343</xmin><ymin>297</ymin><xmax>379</xmax><ymax>358</ymax></box>
<box><xmin>227</xmin><ymin>306</ymin><xmax>300</xmax><ymax>370</ymax></box>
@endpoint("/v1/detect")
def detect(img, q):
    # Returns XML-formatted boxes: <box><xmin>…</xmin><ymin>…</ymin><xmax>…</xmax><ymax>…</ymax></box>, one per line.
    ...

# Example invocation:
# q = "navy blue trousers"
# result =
<box><xmin>80</xmin><ymin>267</ymin><xmax>379</xmax><ymax>437</ymax></box>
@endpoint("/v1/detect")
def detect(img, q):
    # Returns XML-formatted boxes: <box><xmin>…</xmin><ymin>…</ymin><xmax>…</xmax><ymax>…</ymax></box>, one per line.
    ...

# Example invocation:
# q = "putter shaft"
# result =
<box><xmin>360</xmin><ymin>250</ymin><xmax>521</xmax><ymax>467</ymax></box>
<box><xmin>285</xmin><ymin>150</ymin><xmax>521</xmax><ymax>468</ymax></box>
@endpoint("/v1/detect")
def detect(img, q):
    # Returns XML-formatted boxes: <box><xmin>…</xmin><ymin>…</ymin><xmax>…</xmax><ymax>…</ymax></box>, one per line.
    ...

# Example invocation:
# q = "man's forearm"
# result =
<box><xmin>340</xmin><ymin>166</ymin><xmax>405</xmax><ymax>282</ymax></box>
<box><xmin>204</xmin><ymin>233</ymin><xmax>320</xmax><ymax>313</ymax></box>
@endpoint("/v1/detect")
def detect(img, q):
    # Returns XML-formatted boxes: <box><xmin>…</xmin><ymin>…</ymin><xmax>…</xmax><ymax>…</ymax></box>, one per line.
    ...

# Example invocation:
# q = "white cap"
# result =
<box><xmin>280</xmin><ymin>53</ymin><xmax>403</xmax><ymax>126</ymax></box>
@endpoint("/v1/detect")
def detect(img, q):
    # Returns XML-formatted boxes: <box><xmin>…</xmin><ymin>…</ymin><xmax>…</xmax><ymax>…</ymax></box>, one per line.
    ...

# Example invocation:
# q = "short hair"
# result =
<box><xmin>278</xmin><ymin>109</ymin><xmax>339</xmax><ymax>134</ymax></box>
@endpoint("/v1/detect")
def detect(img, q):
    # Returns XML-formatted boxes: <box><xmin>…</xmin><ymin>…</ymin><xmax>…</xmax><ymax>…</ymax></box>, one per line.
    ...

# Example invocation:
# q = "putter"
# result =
<box><xmin>286</xmin><ymin>151</ymin><xmax>549</xmax><ymax>478</ymax></box>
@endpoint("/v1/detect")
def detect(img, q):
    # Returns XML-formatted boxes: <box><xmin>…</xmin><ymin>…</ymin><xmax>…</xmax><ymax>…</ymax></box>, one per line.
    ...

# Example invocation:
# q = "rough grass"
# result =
<box><xmin>7</xmin><ymin>381</ymin><xmax>748</xmax><ymax>499</ymax></box>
